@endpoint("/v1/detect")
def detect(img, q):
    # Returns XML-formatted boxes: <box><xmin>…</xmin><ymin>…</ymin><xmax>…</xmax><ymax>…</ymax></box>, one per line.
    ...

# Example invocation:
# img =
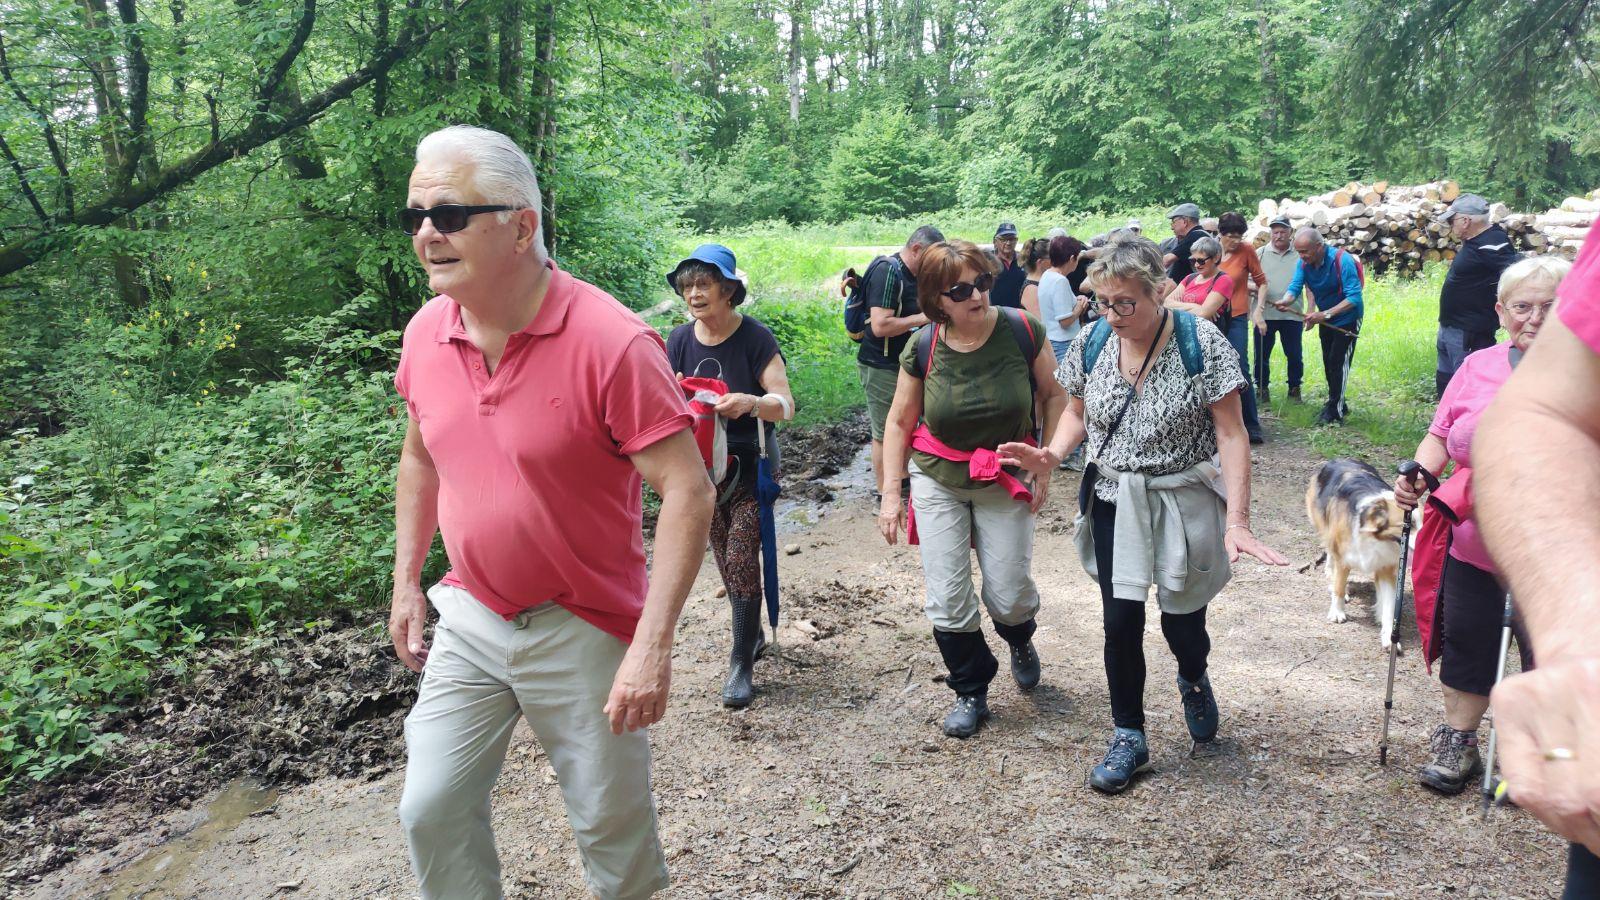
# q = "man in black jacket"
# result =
<box><xmin>1436</xmin><ymin>194</ymin><xmax>1521</xmax><ymax>398</ymax></box>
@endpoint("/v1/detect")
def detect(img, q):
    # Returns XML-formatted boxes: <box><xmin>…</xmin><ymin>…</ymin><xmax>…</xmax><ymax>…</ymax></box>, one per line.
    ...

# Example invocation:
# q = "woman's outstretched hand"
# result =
<box><xmin>1226</xmin><ymin>525</ymin><xmax>1289</xmax><ymax>566</ymax></box>
<box><xmin>998</xmin><ymin>441</ymin><xmax>1056</xmax><ymax>480</ymax></box>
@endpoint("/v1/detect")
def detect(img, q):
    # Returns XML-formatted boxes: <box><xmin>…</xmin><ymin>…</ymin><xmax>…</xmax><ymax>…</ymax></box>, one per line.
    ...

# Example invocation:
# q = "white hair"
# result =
<box><xmin>1465</xmin><ymin>212</ymin><xmax>1491</xmax><ymax>230</ymax></box>
<box><xmin>416</xmin><ymin>125</ymin><xmax>545</xmax><ymax>250</ymax></box>
<box><xmin>1498</xmin><ymin>255</ymin><xmax>1571</xmax><ymax>302</ymax></box>
<box><xmin>1047</xmin><ymin>227</ymin><xmax>1069</xmax><ymax>239</ymax></box>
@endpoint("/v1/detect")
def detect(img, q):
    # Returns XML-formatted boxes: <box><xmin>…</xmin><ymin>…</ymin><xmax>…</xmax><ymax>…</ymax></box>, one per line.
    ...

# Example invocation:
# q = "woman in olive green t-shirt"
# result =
<box><xmin>879</xmin><ymin>239</ymin><xmax>1067</xmax><ymax>740</ymax></box>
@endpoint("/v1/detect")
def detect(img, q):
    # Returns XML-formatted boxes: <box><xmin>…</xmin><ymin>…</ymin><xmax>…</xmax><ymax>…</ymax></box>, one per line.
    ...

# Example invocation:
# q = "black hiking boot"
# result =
<box><xmin>1009</xmin><ymin>640</ymin><xmax>1041</xmax><ymax>693</ymax></box>
<box><xmin>1419</xmin><ymin>724</ymin><xmax>1483</xmax><ymax>795</ymax></box>
<box><xmin>942</xmin><ymin>691</ymin><xmax>990</xmax><ymax>738</ymax></box>
<box><xmin>721</xmin><ymin>597</ymin><xmax>762</xmax><ymax>708</ymax></box>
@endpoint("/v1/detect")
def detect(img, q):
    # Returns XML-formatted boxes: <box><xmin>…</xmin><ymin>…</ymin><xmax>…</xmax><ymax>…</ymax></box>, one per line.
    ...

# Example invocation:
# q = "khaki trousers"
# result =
<box><xmin>399</xmin><ymin>584</ymin><xmax>669</xmax><ymax>900</ymax></box>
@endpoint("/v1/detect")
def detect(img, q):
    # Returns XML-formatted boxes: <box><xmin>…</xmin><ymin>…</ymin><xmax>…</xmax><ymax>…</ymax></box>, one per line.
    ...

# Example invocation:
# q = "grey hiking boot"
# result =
<box><xmin>1177</xmin><ymin>673</ymin><xmax>1219</xmax><ymax>743</ymax></box>
<box><xmin>1089</xmin><ymin>727</ymin><xmax>1151</xmax><ymax>794</ymax></box>
<box><xmin>1419</xmin><ymin>724</ymin><xmax>1483</xmax><ymax>795</ymax></box>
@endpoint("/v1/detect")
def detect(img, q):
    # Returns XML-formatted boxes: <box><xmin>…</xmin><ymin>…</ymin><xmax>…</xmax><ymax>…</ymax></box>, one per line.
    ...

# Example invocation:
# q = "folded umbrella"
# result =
<box><xmin>755</xmin><ymin>422</ymin><xmax>782</xmax><ymax>631</ymax></box>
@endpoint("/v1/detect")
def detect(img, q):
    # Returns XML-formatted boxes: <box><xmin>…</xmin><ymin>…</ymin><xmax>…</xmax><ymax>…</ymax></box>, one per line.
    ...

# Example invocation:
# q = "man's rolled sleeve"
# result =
<box><xmin>606</xmin><ymin>331</ymin><xmax>694</xmax><ymax>455</ymax></box>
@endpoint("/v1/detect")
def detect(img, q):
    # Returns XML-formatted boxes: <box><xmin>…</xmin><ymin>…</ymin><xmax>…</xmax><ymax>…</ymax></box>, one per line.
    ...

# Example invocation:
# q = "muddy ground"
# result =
<box><xmin>3</xmin><ymin>412</ymin><xmax>1569</xmax><ymax>899</ymax></box>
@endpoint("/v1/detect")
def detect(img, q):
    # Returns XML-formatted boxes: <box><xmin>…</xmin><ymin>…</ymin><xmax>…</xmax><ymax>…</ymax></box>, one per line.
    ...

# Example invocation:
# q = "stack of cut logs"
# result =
<box><xmin>1249</xmin><ymin>181</ymin><xmax>1596</xmax><ymax>277</ymax></box>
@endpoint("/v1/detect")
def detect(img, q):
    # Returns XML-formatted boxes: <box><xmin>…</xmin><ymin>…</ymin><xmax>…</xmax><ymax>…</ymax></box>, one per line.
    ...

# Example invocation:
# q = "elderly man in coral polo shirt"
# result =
<box><xmin>390</xmin><ymin>125</ymin><xmax>714</xmax><ymax>900</ymax></box>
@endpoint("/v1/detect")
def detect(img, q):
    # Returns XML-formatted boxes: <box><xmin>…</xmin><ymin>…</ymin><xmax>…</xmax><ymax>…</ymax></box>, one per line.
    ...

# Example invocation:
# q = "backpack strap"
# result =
<box><xmin>1171</xmin><ymin>309</ymin><xmax>1205</xmax><ymax>378</ymax></box>
<box><xmin>999</xmin><ymin>307</ymin><xmax>1040</xmax><ymax>398</ymax></box>
<box><xmin>1081</xmin><ymin>317</ymin><xmax>1113</xmax><ymax>375</ymax></box>
<box><xmin>913</xmin><ymin>323</ymin><xmax>940</xmax><ymax>380</ymax></box>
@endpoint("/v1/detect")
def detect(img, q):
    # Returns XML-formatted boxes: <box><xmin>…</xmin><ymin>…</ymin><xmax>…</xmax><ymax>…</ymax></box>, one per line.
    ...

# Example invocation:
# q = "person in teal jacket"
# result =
<box><xmin>1279</xmin><ymin>227</ymin><xmax>1364</xmax><ymax>424</ymax></box>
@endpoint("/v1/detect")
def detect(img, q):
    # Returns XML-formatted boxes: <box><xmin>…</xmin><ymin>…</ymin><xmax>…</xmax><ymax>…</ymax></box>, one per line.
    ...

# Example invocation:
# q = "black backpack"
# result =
<box><xmin>911</xmin><ymin>307</ymin><xmax>1041</xmax><ymax>398</ymax></box>
<box><xmin>841</xmin><ymin>255</ymin><xmax>899</xmax><ymax>343</ymax></box>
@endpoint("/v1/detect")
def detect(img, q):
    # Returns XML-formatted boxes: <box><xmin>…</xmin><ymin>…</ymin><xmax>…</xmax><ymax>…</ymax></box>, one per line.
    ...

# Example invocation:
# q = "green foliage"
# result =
<box><xmin>820</xmin><ymin>107</ymin><xmax>953</xmax><ymax>221</ymax></box>
<box><xmin>683</xmin><ymin>124</ymin><xmax>815</xmax><ymax>231</ymax></box>
<box><xmin>0</xmin><ymin>301</ymin><xmax>416</xmax><ymax>786</ymax></box>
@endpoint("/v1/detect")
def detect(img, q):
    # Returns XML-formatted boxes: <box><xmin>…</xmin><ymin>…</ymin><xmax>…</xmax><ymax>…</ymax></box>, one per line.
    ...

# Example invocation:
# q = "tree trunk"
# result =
<box><xmin>1253</xmin><ymin>0</ymin><xmax>1279</xmax><ymax>190</ymax></box>
<box><xmin>82</xmin><ymin>0</ymin><xmax>149</xmax><ymax>307</ymax></box>
<box><xmin>531</xmin><ymin>0</ymin><xmax>558</xmax><ymax>253</ymax></box>
<box><xmin>786</xmin><ymin>0</ymin><xmax>803</xmax><ymax>122</ymax></box>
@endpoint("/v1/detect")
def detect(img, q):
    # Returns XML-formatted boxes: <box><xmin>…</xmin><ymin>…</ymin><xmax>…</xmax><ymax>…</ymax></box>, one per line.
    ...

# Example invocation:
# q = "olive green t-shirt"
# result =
<box><xmin>899</xmin><ymin>311</ymin><xmax>1043</xmax><ymax>490</ymax></box>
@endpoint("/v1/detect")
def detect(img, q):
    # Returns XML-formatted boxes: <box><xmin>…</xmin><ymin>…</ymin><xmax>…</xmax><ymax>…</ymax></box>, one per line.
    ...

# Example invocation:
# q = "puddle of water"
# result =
<box><xmin>775</xmin><ymin>444</ymin><xmax>874</xmax><ymax>530</ymax></box>
<box><xmin>104</xmin><ymin>778</ymin><xmax>278</xmax><ymax>900</ymax></box>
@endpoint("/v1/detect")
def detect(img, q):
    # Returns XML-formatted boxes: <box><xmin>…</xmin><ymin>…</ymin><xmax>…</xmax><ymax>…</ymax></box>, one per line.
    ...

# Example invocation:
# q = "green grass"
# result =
<box><xmin>669</xmin><ymin>214</ymin><xmax>1453</xmax><ymax>458</ymax></box>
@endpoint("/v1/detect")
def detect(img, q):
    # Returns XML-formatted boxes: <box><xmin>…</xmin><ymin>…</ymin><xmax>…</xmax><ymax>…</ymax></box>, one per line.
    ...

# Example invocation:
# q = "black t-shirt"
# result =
<box><xmin>855</xmin><ymin>253</ymin><xmax>920</xmax><ymax>370</ymax></box>
<box><xmin>990</xmin><ymin>255</ymin><xmax>1027</xmax><ymax>309</ymax></box>
<box><xmin>667</xmin><ymin>316</ymin><xmax>781</xmax><ymax>450</ymax></box>
<box><xmin>1165</xmin><ymin>228</ymin><xmax>1213</xmax><ymax>285</ymax></box>
<box><xmin>1439</xmin><ymin>224</ymin><xmax>1520</xmax><ymax>335</ymax></box>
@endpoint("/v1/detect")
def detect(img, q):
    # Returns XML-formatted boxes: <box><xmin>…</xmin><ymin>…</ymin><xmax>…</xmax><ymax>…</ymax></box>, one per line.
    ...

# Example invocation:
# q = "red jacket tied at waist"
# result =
<box><xmin>911</xmin><ymin>424</ymin><xmax>1035</xmax><ymax>502</ymax></box>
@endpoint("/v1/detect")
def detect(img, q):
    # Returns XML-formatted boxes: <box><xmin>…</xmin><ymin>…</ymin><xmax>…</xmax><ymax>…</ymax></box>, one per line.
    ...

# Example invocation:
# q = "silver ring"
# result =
<box><xmin>1543</xmin><ymin>747</ymin><xmax>1577</xmax><ymax>762</ymax></box>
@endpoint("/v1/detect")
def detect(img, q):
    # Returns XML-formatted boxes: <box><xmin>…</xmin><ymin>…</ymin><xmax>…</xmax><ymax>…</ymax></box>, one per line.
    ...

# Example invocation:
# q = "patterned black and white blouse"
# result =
<box><xmin>1057</xmin><ymin>314</ymin><xmax>1245</xmax><ymax>503</ymax></box>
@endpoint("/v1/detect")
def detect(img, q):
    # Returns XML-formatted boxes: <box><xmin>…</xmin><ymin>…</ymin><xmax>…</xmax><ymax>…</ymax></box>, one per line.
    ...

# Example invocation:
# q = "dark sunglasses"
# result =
<box><xmin>1190</xmin><ymin>255</ymin><xmax>1213</xmax><ymax>265</ymax></box>
<box><xmin>399</xmin><ymin>204</ymin><xmax>515</xmax><ymax>235</ymax></box>
<box><xmin>941</xmin><ymin>273</ymin><xmax>996</xmax><ymax>302</ymax></box>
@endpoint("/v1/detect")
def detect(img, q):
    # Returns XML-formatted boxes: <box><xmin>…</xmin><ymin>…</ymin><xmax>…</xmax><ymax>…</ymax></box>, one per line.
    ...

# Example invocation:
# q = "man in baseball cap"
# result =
<box><xmin>990</xmin><ymin>221</ymin><xmax>1026</xmax><ymax>308</ymax></box>
<box><xmin>1435</xmin><ymin>193</ymin><xmax>1519</xmax><ymax>397</ymax></box>
<box><xmin>1164</xmin><ymin>203</ymin><xmax>1209</xmax><ymax>286</ymax></box>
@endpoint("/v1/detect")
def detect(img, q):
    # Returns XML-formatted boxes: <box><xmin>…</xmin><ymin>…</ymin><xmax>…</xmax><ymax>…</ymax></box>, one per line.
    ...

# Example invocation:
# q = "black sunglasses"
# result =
<box><xmin>941</xmin><ymin>272</ymin><xmax>996</xmax><ymax>302</ymax></box>
<box><xmin>399</xmin><ymin>204</ymin><xmax>515</xmax><ymax>235</ymax></box>
<box><xmin>1190</xmin><ymin>255</ymin><xmax>1213</xmax><ymax>265</ymax></box>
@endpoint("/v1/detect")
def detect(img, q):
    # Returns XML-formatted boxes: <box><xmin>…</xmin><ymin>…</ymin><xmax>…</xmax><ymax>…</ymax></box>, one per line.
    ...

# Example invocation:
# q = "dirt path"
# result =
<box><xmin>9</xmin><ymin>420</ymin><xmax>1568</xmax><ymax>899</ymax></box>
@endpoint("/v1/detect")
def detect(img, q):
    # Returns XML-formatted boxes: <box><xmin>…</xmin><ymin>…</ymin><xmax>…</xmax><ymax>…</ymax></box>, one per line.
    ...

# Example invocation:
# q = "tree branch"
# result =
<box><xmin>252</xmin><ymin>0</ymin><xmax>317</xmax><ymax>124</ymax></box>
<box><xmin>0</xmin><ymin>131</ymin><xmax>50</xmax><ymax>223</ymax></box>
<box><xmin>0</xmin><ymin>33</ymin><xmax>75</xmax><ymax>215</ymax></box>
<box><xmin>0</xmin><ymin>0</ymin><xmax>475</xmax><ymax>277</ymax></box>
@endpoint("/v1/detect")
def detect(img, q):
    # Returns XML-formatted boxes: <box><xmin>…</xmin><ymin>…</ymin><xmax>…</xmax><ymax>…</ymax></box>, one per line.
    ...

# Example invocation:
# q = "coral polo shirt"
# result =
<box><xmin>395</xmin><ymin>262</ymin><xmax>692</xmax><ymax>642</ymax></box>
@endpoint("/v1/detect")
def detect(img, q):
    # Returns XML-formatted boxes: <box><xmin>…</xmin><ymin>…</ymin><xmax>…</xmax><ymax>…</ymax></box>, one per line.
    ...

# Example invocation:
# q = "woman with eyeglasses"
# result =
<box><xmin>664</xmin><ymin>244</ymin><xmax>797</xmax><ymax>708</ymax></box>
<box><xmin>878</xmin><ymin>239</ymin><xmax>1066</xmax><ymax>739</ymax></box>
<box><xmin>1390</xmin><ymin>255</ymin><xmax>1570</xmax><ymax>797</ymax></box>
<box><xmin>999</xmin><ymin>233</ymin><xmax>1287</xmax><ymax>794</ymax></box>
<box><xmin>1162</xmin><ymin>234</ymin><xmax>1232</xmax><ymax>321</ymax></box>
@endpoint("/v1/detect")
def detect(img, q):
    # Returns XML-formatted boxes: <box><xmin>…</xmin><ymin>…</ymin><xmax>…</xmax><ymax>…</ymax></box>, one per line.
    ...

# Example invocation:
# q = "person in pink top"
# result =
<box><xmin>390</xmin><ymin>126</ymin><xmax>714</xmax><ymax>900</ymax></box>
<box><xmin>1474</xmin><ymin>220</ymin><xmax>1600</xmax><ymax>899</ymax></box>
<box><xmin>1393</xmin><ymin>254</ymin><xmax>1570</xmax><ymax>797</ymax></box>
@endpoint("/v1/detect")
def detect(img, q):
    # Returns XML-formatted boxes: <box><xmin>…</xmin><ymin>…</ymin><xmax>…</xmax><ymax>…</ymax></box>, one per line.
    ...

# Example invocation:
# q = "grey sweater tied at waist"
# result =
<box><xmin>1074</xmin><ymin>459</ymin><xmax>1232</xmax><ymax>615</ymax></box>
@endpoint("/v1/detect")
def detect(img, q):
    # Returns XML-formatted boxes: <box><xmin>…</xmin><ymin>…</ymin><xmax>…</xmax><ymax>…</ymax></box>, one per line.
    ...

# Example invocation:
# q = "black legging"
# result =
<box><xmin>1091</xmin><ymin>499</ymin><xmax>1211</xmax><ymax>730</ymax></box>
<box><xmin>1567</xmin><ymin>843</ymin><xmax>1599</xmax><ymax>900</ymax></box>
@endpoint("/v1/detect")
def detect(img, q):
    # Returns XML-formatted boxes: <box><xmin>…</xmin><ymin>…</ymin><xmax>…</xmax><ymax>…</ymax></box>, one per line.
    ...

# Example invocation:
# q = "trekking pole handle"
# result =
<box><xmin>1396</xmin><ymin>460</ymin><xmax>1441</xmax><ymax>494</ymax></box>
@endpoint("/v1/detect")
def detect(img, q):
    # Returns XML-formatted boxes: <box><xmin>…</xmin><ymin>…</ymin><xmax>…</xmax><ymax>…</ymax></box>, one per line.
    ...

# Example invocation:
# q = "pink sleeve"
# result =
<box><xmin>606</xmin><ymin>330</ymin><xmax>694</xmax><ymax>455</ymax></box>
<box><xmin>1557</xmin><ymin>221</ymin><xmax>1600</xmax><ymax>355</ymax></box>
<box><xmin>1214</xmin><ymin>273</ymin><xmax>1236</xmax><ymax>300</ymax></box>
<box><xmin>394</xmin><ymin>342</ymin><xmax>419</xmax><ymax>422</ymax></box>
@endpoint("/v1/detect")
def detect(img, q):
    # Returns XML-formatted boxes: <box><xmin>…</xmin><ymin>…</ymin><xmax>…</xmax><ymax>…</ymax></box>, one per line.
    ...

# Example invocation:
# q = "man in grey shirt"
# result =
<box><xmin>1251</xmin><ymin>216</ymin><xmax>1305</xmax><ymax>401</ymax></box>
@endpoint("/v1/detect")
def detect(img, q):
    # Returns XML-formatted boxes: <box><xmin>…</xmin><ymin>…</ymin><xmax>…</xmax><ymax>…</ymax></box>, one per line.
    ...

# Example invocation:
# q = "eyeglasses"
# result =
<box><xmin>1507</xmin><ymin>299</ymin><xmax>1556</xmax><ymax>320</ymax></box>
<box><xmin>1190</xmin><ymin>256</ymin><xmax>1213</xmax><ymax>266</ymax></box>
<box><xmin>399</xmin><ymin>204</ymin><xmax>515</xmax><ymax>235</ymax></box>
<box><xmin>941</xmin><ymin>273</ymin><xmax>995</xmax><ymax>302</ymax></box>
<box><xmin>1093</xmin><ymin>298</ymin><xmax>1140</xmax><ymax>316</ymax></box>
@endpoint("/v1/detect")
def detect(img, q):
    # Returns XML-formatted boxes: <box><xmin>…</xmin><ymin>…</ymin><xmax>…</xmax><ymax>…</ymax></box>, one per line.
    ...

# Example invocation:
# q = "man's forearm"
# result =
<box><xmin>871</xmin><ymin>312</ymin><xmax>926</xmax><ymax>338</ymax></box>
<box><xmin>632</xmin><ymin>482</ymin><xmax>713</xmax><ymax>650</ymax></box>
<box><xmin>393</xmin><ymin>455</ymin><xmax>441</xmax><ymax>588</ymax></box>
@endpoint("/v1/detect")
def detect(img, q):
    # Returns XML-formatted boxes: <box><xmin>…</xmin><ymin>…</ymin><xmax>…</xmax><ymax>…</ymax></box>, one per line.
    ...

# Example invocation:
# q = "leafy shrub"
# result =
<box><xmin>0</xmin><ymin>299</ymin><xmax>420</xmax><ymax>787</ymax></box>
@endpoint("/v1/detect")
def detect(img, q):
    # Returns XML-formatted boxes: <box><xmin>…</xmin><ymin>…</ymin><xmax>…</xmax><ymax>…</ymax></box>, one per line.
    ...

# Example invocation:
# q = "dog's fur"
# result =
<box><xmin>1306</xmin><ymin>459</ymin><xmax>1408</xmax><ymax>649</ymax></box>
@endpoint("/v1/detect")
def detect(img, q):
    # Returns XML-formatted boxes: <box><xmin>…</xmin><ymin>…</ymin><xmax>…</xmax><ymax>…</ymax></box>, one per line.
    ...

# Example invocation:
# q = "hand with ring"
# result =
<box><xmin>1490</xmin><ymin>655</ymin><xmax>1600</xmax><ymax>853</ymax></box>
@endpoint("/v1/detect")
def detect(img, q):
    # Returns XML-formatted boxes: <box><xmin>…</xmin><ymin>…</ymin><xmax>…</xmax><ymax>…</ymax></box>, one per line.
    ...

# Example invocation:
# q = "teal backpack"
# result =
<box><xmin>1080</xmin><ymin>309</ymin><xmax>1206</xmax><ymax>379</ymax></box>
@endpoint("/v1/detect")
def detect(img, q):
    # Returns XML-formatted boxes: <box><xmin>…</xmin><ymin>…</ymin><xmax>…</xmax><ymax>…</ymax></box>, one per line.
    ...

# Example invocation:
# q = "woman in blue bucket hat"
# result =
<box><xmin>665</xmin><ymin>244</ymin><xmax>796</xmax><ymax>708</ymax></box>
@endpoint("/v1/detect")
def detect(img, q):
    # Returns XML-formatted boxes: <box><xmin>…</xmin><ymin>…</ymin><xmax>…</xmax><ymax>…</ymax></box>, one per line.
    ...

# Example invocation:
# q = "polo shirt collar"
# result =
<box><xmin>434</xmin><ymin>261</ymin><xmax>572</xmax><ymax>344</ymax></box>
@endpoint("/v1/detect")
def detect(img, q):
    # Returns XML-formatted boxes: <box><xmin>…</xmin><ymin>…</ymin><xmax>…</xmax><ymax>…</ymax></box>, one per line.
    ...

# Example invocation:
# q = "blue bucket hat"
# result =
<box><xmin>668</xmin><ymin>243</ymin><xmax>747</xmax><ymax>306</ymax></box>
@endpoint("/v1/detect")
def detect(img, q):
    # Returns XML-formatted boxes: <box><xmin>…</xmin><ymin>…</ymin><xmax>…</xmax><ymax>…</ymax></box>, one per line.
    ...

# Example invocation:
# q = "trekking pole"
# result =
<box><xmin>1480</xmin><ymin>591</ymin><xmax>1515</xmax><ymax>818</ymax></box>
<box><xmin>1379</xmin><ymin>460</ymin><xmax>1440</xmax><ymax>766</ymax></box>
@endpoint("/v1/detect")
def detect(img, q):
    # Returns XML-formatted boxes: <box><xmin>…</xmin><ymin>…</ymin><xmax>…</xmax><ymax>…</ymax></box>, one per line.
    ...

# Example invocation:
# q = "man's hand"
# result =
<box><xmin>1492</xmin><ymin>656</ymin><xmax>1600</xmax><ymax>853</ymax></box>
<box><xmin>389</xmin><ymin>583</ymin><xmax>431</xmax><ymax>672</ymax></box>
<box><xmin>604</xmin><ymin>640</ymin><xmax>673</xmax><ymax>734</ymax></box>
<box><xmin>1304</xmin><ymin>308</ymin><xmax>1327</xmax><ymax>327</ymax></box>
<box><xmin>1273</xmin><ymin>298</ymin><xmax>1292</xmax><ymax>313</ymax></box>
